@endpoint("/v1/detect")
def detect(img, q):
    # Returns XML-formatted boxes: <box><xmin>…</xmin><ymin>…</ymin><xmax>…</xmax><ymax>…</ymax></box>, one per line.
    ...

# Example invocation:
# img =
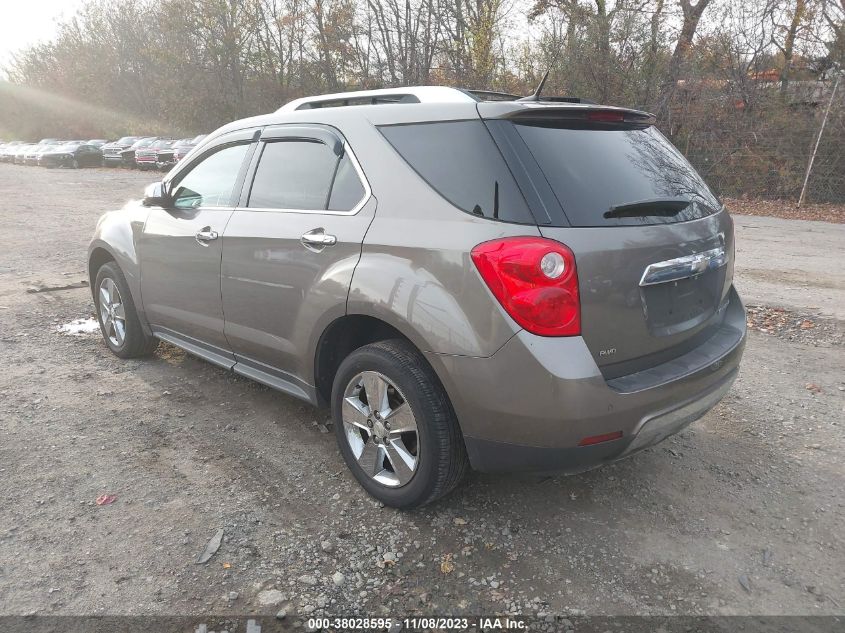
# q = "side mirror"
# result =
<box><xmin>143</xmin><ymin>181</ymin><xmax>171</xmax><ymax>207</ymax></box>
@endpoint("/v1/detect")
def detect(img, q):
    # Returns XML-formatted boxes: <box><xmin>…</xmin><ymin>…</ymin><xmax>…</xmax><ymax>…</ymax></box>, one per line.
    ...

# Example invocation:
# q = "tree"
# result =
<box><xmin>655</xmin><ymin>0</ymin><xmax>714</xmax><ymax>120</ymax></box>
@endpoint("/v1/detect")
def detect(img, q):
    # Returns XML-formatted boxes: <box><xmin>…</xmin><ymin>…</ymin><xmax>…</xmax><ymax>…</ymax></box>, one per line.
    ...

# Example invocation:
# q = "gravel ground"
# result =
<box><xmin>725</xmin><ymin>198</ymin><xmax>845</xmax><ymax>225</ymax></box>
<box><xmin>0</xmin><ymin>164</ymin><xmax>843</xmax><ymax>621</ymax></box>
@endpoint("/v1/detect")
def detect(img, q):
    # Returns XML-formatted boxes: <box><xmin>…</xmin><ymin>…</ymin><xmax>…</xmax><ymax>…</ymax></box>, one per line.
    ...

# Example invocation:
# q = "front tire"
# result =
<box><xmin>332</xmin><ymin>339</ymin><xmax>468</xmax><ymax>508</ymax></box>
<box><xmin>94</xmin><ymin>262</ymin><xmax>158</xmax><ymax>358</ymax></box>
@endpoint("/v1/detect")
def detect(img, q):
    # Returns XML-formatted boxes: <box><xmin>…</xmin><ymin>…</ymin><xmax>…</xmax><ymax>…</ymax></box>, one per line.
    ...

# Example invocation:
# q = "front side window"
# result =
<box><xmin>248</xmin><ymin>140</ymin><xmax>342</xmax><ymax>210</ymax></box>
<box><xmin>171</xmin><ymin>143</ymin><xmax>250</xmax><ymax>209</ymax></box>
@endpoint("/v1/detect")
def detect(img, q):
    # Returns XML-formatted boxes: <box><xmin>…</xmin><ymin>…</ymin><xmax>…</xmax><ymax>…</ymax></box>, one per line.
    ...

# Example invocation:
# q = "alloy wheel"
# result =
<box><xmin>98</xmin><ymin>277</ymin><xmax>126</xmax><ymax>347</ymax></box>
<box><xmin>341</xmin><ymin>371</ymin><xmax>419</xmax><ymax>487</ymax></box>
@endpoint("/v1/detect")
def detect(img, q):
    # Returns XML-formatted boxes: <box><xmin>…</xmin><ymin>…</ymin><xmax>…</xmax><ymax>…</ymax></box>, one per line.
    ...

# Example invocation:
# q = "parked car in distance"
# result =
<box><xmin>13</xmin><ymin>144</ymin><xmax>34</xmax><ymax>164</ymax></box>
<box><xmin>24</xmin><ymin>144</ymin><xmax>49</xmax><ymax>165</ymax></box>
<box><xmin>0</xmin><ymin>141</ymin><xmax>24</xmax><ymax>162</ymax></box>
<box><xmin>154</xmin><ymin>138</ymin><xmax>192</xmax><ymax>171</ymax></box>
<box><xmin>120</xmin><ymin>137</ymin><xmax>158</xmax><ymax>168</ymax></box>
<box><xmin>39</xmin><ymin>142</ymin><xmax>104</xmax><ymax>168</ymax></box>
<box><xmin>173</xmin><ymin>134</ymin><xmax>207</xmax><ymax>163</ymax></box>
<box><xmin>88</xmin><ymin>86</ymin><xmax>746</xmax><ymax>508</ymax></box>
<box><xmin>87</xmin><ymin>139</ymin><xmax>109</xmax><ymax>148</ymax></box>
<box><xmin>135</xmin><ymin>139</ymin><xmax>173</xmax><ymax>170</ymax></box>
<box><xmin>101</xmin><ymin>136</ymin><xmax>144</xmax><ymax>166</ymax></box>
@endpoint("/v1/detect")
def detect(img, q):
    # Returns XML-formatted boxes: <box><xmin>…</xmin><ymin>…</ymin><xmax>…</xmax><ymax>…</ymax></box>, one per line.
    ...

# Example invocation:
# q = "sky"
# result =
<box><xmin>0</xmin><ymin>0</ymin><xmax>86</xmax><ymax>73</ymax></box>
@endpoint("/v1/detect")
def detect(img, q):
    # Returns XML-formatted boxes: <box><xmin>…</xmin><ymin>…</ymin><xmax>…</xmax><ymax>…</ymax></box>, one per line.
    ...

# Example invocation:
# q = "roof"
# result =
<box><xmin>197</xmin><ymin>86</ymin><xmax>654</xmax><ymax>153</ymax></box>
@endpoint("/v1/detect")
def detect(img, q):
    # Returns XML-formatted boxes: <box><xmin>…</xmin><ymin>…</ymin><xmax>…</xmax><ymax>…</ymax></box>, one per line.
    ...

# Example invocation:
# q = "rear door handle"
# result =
<box><xmin>300</xmin><ymin>228</ymin><xmax>337</xmax><ymax>252</ymax></box>
<box><xmin>195</xmin><ymin>227</ymin><xmax>219</xmax><ymax>246</ymax></box>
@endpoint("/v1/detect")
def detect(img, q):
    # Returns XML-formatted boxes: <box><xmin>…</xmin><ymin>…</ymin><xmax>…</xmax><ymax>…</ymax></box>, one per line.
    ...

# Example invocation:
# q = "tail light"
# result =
<box><xmin>471</xmin><ymin>237</ymin><xmax>580</xmax><ymax>336</ymax></box>
<box><xmin>587</xmin><ymin>110</ymin><xmax>625</xmax><ymax>123</ymax></box>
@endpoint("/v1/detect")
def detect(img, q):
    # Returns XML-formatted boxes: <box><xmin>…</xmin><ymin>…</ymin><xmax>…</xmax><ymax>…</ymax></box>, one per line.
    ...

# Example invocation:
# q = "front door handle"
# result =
<box><xmin>195</xmin><ymin>227</ymin><xmax>219</xmax><ymax>246</ymax></box>
<box><xmin>300</xmin><ymin>228</ymin><xmax>337</xmax><ymax>252</ymax></box>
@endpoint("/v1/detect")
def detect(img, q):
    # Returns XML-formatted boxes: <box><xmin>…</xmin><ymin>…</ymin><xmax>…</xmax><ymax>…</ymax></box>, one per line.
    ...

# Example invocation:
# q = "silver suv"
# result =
<box><xmin>88</xmin><ymin>87</ymin><xmax>746</xmax><ymax>507</ymax></box>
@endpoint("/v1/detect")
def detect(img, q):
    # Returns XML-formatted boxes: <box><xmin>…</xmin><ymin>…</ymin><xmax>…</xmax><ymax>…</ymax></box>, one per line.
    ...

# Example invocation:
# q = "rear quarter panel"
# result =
<box><xmin>340</xmin><ymin>114</ymin><xmax>536</xmax><ymax>358</ymax></box>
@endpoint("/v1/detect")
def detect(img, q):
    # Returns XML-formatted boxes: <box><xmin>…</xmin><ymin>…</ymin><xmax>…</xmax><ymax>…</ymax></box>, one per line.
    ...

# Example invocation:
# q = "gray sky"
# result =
<box><xmin>0</xmin><ymin>0</ymin><xmax>86</xmax><ymax>72</ymax></box>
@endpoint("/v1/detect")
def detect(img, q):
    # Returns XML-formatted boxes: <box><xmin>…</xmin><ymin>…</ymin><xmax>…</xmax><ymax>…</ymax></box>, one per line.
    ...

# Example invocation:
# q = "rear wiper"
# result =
<box><xmin>604</xmin><ymin>197</ymin><xmax>691</xmax><ymax>219</ymax></box>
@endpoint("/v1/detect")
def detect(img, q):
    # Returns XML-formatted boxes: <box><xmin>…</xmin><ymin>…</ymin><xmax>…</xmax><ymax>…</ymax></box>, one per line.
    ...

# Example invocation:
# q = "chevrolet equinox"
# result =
<box><xmin>88</xmin><ymin>86</ymin><xmax>746</xmax><ymax>508</ymax></box>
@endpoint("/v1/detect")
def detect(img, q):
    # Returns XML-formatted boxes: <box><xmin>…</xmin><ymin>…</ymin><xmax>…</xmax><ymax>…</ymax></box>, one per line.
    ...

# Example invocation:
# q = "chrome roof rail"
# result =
<box><xmin>277</xmin><ymin>86</ymin><xmax>478</xmax><ymax>112</ymax></box>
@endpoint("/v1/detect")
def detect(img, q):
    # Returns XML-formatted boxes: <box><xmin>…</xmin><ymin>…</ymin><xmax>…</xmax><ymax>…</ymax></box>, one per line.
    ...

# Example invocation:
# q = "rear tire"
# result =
<box><xmin>332</xmin><ymin>339</ymin><xmax>468</xmax><ymax>508</ymax></box>
<box><xmin>94</xmin><ymin>262</ymin><xmax>158</xmax><ymax>358</ymax></box>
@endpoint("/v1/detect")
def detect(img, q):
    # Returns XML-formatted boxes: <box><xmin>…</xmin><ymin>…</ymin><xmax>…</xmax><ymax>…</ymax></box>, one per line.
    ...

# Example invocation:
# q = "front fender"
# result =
<box><xmin>87</xmin><ymin>202</ymin><xmax>150</xmax><ymax>327</ymax></box>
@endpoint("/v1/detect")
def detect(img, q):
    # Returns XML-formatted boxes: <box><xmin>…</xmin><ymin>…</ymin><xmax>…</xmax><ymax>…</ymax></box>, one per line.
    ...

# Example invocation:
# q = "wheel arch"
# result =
<box><xmin>87</xmin><ymin>246</ymin><xmax>116</xmax><ymax>292</ymax></box>
<box><xmin>312</xmin><ymin>314</ymin><xmax>461</xmax><ymax>429</ymax></box>
<box><xmin>88</xmin><ymin>218</ymin><xmax>149</xmax><ymax>335</ymax></box>
<box><xmin>314</xmin><ymin>314</ymin><xmax>408</xmax><ymax>407</ymax></box>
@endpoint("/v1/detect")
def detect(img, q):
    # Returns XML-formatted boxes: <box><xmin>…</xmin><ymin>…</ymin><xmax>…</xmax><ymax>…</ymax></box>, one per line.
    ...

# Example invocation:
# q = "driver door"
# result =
<box><xmin>139</xmin><ymin>129</ymin><xmax>258</xmax><ymax>366</ymax></box>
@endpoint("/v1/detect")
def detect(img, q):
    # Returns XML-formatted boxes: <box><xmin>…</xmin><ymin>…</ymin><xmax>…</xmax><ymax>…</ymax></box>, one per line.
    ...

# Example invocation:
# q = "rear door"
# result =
<box><xmin>483</xmin><ymin>110</ymin><xmax>735</xmax><ymax>375</ymax></box>
<box><xmin>140</xmin><ymin>130</ymin><xmax>257</xmax><ymax>363</ymax></box>
<box><xmin>220</xmin><ymin>125</ymin><xmax>374</xmax><ymax>397</ymax></box>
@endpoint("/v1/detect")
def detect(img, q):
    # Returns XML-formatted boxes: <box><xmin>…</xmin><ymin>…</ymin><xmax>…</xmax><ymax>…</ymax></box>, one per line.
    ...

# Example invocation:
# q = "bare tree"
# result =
<box><xmin>655</xmin><ymin>0</ymin><xmax>714</xmax><ymax>120</ymax></box>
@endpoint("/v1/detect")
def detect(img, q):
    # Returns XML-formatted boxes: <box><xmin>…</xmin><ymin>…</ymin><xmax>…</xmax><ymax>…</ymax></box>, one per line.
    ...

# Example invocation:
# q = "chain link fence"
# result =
<box><xmin>661</xmin><ymin>80</ymin><xmax>845</xmax><ymax>204</ymax></box>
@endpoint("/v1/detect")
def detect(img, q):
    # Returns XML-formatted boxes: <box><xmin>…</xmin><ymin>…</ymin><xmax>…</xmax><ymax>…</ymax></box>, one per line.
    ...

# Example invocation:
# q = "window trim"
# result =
<box><xmin>240</xmin><ymin>138</ymin><xmax>371</xmax><ymax>216</ymax></box>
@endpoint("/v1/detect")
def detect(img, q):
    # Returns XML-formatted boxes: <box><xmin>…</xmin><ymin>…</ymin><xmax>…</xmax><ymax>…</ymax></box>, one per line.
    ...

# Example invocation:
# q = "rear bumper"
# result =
<box><xmin>430</xmin><ymin>286</ymin><xmax>746</xmax><ymax>473</ymax></box>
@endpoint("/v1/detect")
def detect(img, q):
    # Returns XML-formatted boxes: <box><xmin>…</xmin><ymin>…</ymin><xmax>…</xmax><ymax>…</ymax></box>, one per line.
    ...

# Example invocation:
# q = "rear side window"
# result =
<box><xmin>247</xmin><ymin>141</ymin><xmax>367</xmax><ymax>211</ymax></box>
<box><xmin>249</xmin><ymin>141</ymin><xmax>336</xmax><ymax>209</ymax></box>
<box><xmin>514</xmin><ymin>123</ymin><xmax>721</xmax><ymax>227</ymax></box>
<box><xmin>379</xmin><ymin>121</ymin><xmax>533</xmax><ymax>224</ymax></box>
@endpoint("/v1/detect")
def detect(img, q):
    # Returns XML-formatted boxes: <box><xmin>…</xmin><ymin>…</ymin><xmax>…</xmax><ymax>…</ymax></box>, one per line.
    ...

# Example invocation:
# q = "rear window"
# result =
<box><xmin>379</xmin><ymin>121</ymin><xmax>534</xmax><ymax>224</ymax></box>
<box><xmin>514</xmin><ymin>123</ymin><xmax>721</xmax><ymax>227</ymax></box>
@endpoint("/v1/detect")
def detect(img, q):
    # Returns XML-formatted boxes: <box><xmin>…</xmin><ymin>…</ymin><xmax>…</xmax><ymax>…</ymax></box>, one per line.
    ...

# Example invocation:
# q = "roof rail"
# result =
<box><xmin>463</xmin><ymin>89</ymin><xmax>522</xmax><ymax>101</ymax></box>
<box><xmin>277</xmin><ymin>86</ymin><xmax>477</xmax><ymax>112</ymax></box>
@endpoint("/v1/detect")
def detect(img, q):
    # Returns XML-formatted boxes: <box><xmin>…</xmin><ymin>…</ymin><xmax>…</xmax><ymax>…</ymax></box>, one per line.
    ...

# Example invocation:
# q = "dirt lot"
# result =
<box><xmin>0</xmin><ymin>164</ymin><xmax>843</xmax><ymax>622</ymax></box>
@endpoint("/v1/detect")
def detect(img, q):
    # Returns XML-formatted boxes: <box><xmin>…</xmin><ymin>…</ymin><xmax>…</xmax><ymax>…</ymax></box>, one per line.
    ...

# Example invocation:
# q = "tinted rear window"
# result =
<box><xmin>514</xmin><ymin>123</ymin><xmax>721</xmax><ymax>226</ymax></box>
<box><xmin>379</xmin><ymin>121</ymin><xmax>533</xmax><ymax>224</ymax></box>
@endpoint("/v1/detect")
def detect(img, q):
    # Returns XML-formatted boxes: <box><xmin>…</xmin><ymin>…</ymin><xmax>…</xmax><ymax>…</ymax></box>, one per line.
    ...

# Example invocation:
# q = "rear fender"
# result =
<box><xmin>347</xmin><ymin>214</ymin><xmax>542</xmax><ymax>358</ymax></box>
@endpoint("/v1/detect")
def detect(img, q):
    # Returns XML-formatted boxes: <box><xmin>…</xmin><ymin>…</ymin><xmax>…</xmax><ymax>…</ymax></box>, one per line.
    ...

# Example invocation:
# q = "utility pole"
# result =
<box><xmin>798</xmin><ymin>69</ymin><xmax>841</xmax><ymax>208</ymax></box>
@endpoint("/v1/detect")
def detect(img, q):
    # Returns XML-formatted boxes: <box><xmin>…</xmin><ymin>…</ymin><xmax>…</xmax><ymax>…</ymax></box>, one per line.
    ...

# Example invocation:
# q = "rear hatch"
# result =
<box><xmin>479</xmin><ymin>102</ymin><xmax>735</xmax><ymax>376</ymax></box>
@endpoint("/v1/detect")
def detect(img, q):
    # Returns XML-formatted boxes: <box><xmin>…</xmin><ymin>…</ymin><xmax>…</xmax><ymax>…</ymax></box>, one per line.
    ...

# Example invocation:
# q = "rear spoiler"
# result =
<box><xmin>477</xmin><ymin>101</ymin><xmax>656</xmax><ymax>126</ymax></box>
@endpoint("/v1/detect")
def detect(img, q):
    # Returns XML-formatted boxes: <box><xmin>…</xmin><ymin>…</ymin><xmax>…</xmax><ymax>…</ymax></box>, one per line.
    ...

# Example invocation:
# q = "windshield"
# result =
<box><xmin>513</xmin><ymin>123</ymin><xmax>721</xmax><ymax>227</ymax></box>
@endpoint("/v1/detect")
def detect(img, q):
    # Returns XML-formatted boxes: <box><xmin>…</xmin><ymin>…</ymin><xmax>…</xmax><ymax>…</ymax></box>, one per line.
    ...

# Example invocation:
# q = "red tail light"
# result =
<box><xmin>471</xmin><ymin>237</ymin><xmax>580</xmax><ymax>336</ymax></box>
<box><xmin>586</xmin><ymin>110</ymin><xmax>625</xmax><ymax>123</ymax></box>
